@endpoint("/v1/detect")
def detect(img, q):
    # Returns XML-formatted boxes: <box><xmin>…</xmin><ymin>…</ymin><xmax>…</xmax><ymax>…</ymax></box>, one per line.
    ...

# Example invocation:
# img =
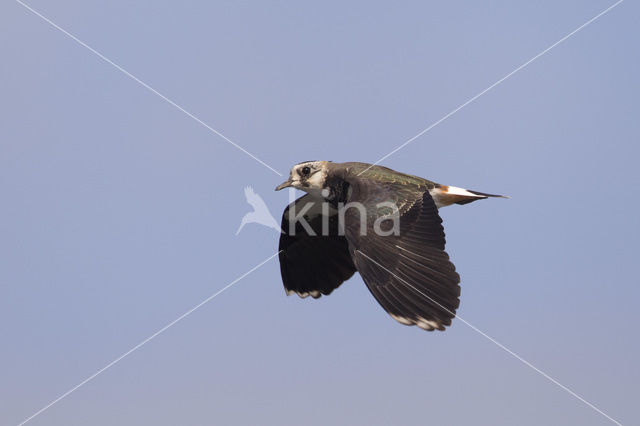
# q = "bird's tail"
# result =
<box><xmin>432</xmin><ymin>185</ymin><xmax>509</xmax><ymax>207</ymax></box>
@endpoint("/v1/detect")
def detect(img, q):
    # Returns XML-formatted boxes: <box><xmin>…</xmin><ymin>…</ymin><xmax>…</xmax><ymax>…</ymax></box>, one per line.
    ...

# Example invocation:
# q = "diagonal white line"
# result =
<box><xmin>14</xmin><ymin>0</ymin><xmax>284</xmax><ymax>177</ymax></box>
<box><xmin>17</xmin><ymin>250</ymin><xmax>283</xmax><ymax>426</ymax></box>
<box><xmin>360</xmin><ymin>0</ymin><xmax>623</xmax><ymax>175</ymax></box>
<box><xmin>355</xmin><ymin>249</ymin><xmax>623</xmax><ymax>426</ymax></box>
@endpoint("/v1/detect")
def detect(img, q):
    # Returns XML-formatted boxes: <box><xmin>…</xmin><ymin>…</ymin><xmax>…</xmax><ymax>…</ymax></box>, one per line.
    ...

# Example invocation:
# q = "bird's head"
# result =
<box><xmin>275</xmin><ymin>161</ymin><xmax>330</xmax><ymax>193</ymax></box>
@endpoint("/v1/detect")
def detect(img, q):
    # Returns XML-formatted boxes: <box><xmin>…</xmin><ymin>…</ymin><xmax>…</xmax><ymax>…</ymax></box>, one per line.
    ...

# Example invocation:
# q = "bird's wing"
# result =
<box><xmin>278</xmin><ymin>194</ymin><xmax>356</xmax><ymax>299</ymax></box>
<box><xmin>343</xmin><ymin>178</ymin><xmax>460</xmax><ymax>331</ymax></box>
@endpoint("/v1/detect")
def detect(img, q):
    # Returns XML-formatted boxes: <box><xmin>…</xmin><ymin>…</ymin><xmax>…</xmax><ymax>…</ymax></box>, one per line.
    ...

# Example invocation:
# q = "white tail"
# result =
<box><xmin>429</xmin><ymin>185</ymin><xmax>508</xmax><ymax>208</ymax></box>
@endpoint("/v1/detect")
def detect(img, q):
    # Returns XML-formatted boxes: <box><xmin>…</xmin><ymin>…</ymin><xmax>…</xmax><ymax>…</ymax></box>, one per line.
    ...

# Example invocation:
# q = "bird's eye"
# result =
<box><xmin>301</xmin><ymin>166</ymin><xmax>311</xmax><ymax>176</ymax></box>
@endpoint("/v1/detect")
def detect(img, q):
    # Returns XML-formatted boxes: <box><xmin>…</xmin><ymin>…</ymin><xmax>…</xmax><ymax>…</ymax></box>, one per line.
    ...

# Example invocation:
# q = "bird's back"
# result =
<box><xmin>329</xmin><ymin>162</ymin><xmax>437</xmax><ymax>191</ymax></box>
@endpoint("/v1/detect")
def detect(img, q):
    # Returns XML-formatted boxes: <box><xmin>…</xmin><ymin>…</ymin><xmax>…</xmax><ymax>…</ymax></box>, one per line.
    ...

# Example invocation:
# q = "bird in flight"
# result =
<box><xmin>275</xmin><ymin>161</ymin><xmax>506</xmax><ymax>331</ymax></box>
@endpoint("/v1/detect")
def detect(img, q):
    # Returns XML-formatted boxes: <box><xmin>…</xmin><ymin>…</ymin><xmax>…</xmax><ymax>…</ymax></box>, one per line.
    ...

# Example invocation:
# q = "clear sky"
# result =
<box><xmin>1</xmin><ymin>1</ymin><xmax>637</xmax><ymax>425</ymax></box>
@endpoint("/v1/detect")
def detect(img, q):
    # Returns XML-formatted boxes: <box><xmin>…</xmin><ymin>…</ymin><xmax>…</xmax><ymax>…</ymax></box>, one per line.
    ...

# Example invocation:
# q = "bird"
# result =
<box><xmin>236</xmin><ymin>186</ymin><xmax>282</xmax><ymax>235</ymax></box>
<box><xmin>275</xmin><ymin>161</ymin><xmax>506</xmax><ymax>331</ymax></box>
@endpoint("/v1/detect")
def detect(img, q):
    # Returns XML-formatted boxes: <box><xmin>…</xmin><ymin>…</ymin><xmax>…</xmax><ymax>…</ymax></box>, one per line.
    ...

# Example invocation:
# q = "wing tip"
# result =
<box><xmin>285</xmin><ymin>288</ymin><xmax>325</xmax><ymax>299</ymax></box>
<box><xmin>390</xmin><ymin>313</ymin><xmax>451</xmax><ymax>331</ymax></box>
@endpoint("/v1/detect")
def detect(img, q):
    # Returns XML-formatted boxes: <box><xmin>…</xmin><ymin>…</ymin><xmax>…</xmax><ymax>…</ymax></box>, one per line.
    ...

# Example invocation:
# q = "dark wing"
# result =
<box><xmin>278</xmin><ymin>194</ymin><xmax>356</xmax><ymax>299</ymax></box>
<box><xmin>343</xmin><ymin>179</ymin><xmax>461</xmax><ymax>331</ymax></box>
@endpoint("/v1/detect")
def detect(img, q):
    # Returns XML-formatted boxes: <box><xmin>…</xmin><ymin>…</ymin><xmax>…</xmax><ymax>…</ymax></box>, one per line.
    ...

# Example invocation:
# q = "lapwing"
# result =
<box><xmin>275</xmin><ymin>161</ymin><xmax>506</xmax><ymax>331</ymax></box>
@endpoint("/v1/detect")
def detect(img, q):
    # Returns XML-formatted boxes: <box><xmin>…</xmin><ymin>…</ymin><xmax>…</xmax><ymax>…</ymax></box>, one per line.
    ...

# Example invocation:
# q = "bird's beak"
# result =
<box><xmin>275</xmin><ymin>179</ymin><xmax>293</xmax><ymax>191</ymax></box>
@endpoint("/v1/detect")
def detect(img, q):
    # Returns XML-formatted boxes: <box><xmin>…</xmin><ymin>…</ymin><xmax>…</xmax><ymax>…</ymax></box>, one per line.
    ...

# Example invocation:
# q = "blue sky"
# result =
<box><xmin>1</xmin><ymin>1</ymin><xmax>637</xmax><ymax>425</ymax></box>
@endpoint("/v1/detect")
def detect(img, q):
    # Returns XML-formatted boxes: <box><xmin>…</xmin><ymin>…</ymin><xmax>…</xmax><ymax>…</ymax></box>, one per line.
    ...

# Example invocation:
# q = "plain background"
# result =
<box><xmin>1</xmin><ymin>1</ymin><xmax>637</xmax><ymax>425</ymax></box>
